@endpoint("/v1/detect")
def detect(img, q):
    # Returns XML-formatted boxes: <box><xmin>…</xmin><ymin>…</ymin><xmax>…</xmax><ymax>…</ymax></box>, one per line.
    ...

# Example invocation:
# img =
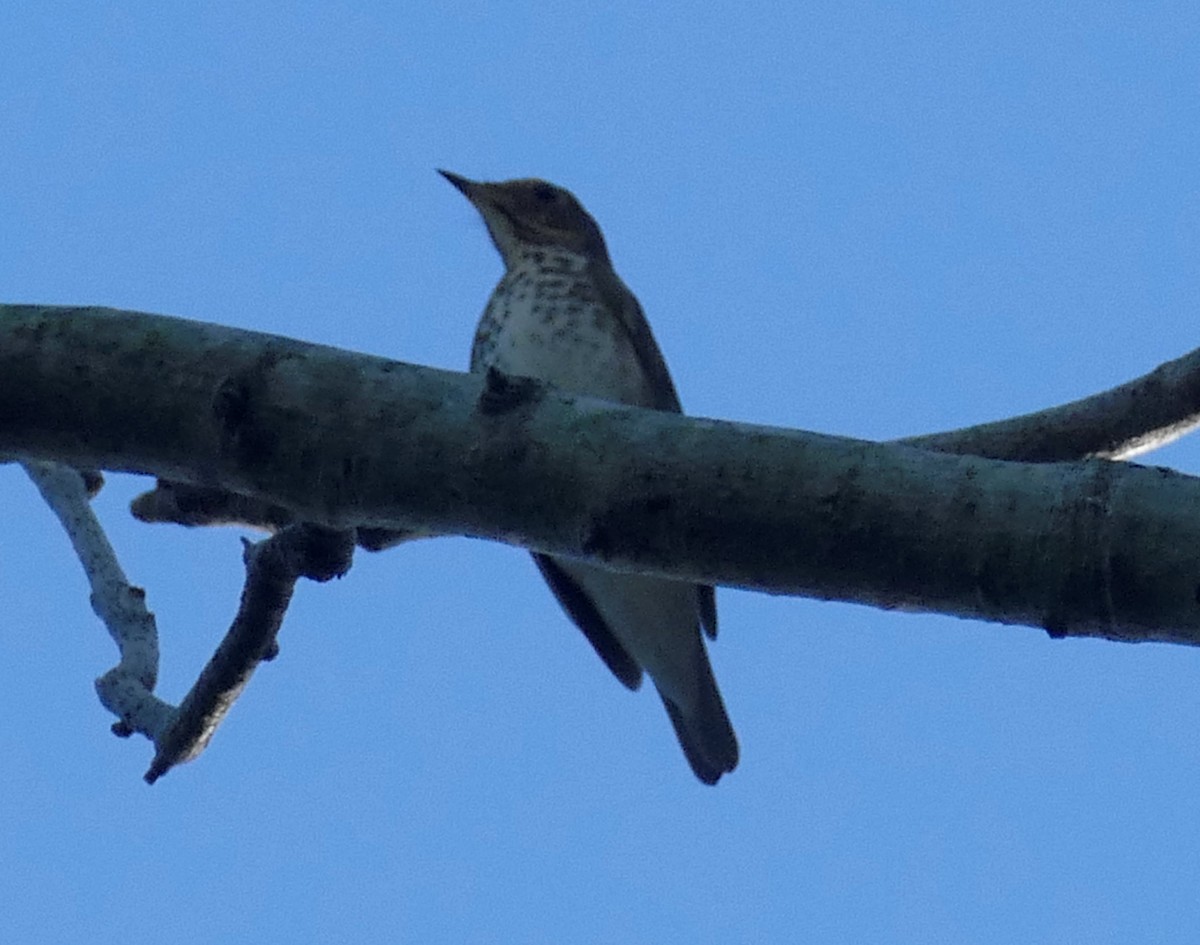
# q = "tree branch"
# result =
<box><xmin>145</xmin><ymin>524</ymin><xmax>354</xmax><ymax>783</ymax></box>
<box><xmin>3</xmin><ymin>303</ymin><xmax>1200</xmax><ymax>643</ymax></box>
<box><xmin>21</xmin><ymin>460</ymin><xmax>173</xmax><ymax>740</ymax></box>
<box><xmin>899</xmin><ymin>344</ymin><xmax>1200</xmax><ymax>460</ymax></box>
<box><xmin>6</xmin><ymin>302</ymin><xmax>1200</xmax><ymax>778</ymax></box>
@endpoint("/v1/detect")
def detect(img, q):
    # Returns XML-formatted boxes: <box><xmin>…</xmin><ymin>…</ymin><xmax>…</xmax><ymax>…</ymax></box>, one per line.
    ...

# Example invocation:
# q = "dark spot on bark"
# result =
<box><xmin>79</xmin><ymin>469</ymin><xmax>105</xmax><ymax>497</ymax></box>
<box><xmin>583</xmin><ymin>495</ymin><xmax>673</xmax><ymax>559</ymax></box>
<box><xmin>211</xmin><ymin>357</ymin><xmax>283</xmax><ymax>468</ymax></box>
<box><xmin>645</xmin><ymin>494</ymin><xmax>671</xmax><ymax>514</ymax></box>
<box><xmin>212</xmin><ymin>375</ymin><xmax>252</xmax><ymax>430</ymax></box>
<box><xmin>581</xmin><ymin>520</ymin><xmax>612</xmax><ymax>557</ymax></box>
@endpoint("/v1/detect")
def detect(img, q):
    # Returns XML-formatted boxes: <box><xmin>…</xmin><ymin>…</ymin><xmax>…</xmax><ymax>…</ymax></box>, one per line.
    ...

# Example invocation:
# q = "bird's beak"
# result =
<box><xmin>439</xmin><ymin>169</ymin><xmax>513</xmax><ymax>261</ymax></box>
<box><xmin>437</xmin><ymin>169</ymin><xmax>479</xmax><ymax>201</ymax></box>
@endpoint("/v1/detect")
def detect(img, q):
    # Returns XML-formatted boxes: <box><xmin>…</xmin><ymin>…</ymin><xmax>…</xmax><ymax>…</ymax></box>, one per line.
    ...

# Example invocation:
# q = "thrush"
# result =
<box><xmin>440</xmin><ymin>170</ymin><xmax>738</xmax><ymax>784</ymax></box>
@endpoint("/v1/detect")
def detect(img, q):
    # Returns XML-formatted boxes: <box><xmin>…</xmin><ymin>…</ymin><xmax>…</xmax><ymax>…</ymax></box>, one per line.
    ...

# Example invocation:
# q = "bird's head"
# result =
<box><xmin>439</xmin><ymin>171</ymin><xmax>611</xmax><ymax>267</ymax></box>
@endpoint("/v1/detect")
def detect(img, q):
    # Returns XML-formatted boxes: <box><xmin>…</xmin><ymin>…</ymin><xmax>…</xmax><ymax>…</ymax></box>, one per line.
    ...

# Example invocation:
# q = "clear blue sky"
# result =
<box><xmin>3</xmin><ymin>4</ymin><xmax>1199</xmax><ymax>943</ymax></box>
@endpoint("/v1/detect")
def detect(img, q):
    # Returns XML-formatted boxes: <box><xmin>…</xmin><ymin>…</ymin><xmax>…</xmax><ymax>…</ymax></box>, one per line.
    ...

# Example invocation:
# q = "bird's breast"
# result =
<box><xmin>470</xmin><ymin>258</ymin><xmax>653</xmax><ymax>406</ymax></box>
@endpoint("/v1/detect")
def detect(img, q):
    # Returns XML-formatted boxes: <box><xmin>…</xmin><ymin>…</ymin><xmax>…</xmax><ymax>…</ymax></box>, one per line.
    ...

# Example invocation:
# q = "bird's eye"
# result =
<box><xmin>532</xmin><ymin>184</ymin><xmax>557</xmax><ymax>203</ymax></box>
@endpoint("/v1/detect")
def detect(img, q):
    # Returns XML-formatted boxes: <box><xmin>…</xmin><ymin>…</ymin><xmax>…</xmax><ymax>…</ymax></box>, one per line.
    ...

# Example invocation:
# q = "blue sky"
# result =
<box><xmin>3</xmin><ymin>4</ymin><xmax>1199</xmax><ymax>943</ymax></box>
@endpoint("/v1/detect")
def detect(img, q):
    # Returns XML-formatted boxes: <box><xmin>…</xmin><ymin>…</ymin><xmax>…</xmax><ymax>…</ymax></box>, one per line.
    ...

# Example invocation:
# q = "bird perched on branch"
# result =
<box><xmin>440</xmin><ymin>170</ymin><xmax>738</xmax><ymax>783</ymax></box>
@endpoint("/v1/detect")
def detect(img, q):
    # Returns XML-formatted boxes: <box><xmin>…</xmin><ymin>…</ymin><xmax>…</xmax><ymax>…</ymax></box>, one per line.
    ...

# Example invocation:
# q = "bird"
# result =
<box><xmin>439</xmin><ymin>170</ymin><xmax>738</xmax><ymax>783</ymax></box>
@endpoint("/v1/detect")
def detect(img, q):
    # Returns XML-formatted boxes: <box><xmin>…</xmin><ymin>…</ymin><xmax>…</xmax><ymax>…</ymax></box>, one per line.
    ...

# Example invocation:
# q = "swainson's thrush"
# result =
<box><xmin>441</xmin><ymin>171</ymin><xmax>738</xmax><ymax>784</ymax></box>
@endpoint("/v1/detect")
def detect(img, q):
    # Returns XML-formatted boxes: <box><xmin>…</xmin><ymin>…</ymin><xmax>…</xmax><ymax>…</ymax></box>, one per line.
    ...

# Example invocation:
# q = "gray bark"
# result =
<box><xmin>3</xmin><ymin>304</ymin><xmax>1200</xmax><ymax>645</ymax></box>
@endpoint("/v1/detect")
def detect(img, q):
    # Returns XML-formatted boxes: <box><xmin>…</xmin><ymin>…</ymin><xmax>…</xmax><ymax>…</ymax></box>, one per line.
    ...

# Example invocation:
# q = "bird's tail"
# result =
<box><xmin>659</xmin><ymin>648</ymin><xmax>739</xmax><ymax>785</ymax></box>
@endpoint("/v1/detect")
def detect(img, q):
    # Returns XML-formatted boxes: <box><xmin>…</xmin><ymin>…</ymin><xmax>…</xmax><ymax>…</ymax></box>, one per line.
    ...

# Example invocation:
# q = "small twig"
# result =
<box><xmin>130</xmin><ymin>479</ymin><xmax>299</xmax><ymax>531</ymax></box>
<box><xmin>130</xmin><ymin>477</ymin><xmax>424</xmax><ymax>551</ymax></box>
<box><xmin>144</xmin><ymin>524</ymin><xmax>355</xmax><ymax>783</ymax></box>
<box><xmin>22</xmin><ymin>461</ymin><xmax>173</xmax><ymax>741</ymax></box>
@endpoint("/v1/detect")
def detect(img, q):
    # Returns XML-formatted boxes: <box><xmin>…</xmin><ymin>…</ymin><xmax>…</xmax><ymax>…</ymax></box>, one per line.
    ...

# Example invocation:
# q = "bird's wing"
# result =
<box><xmin>589</xmin><ymin>263</ymin><xmax>683</xmax><ymax>413</ymax></box>
<box><xmin>532</xmin><ymin>553</ymin><xmax>643</xmax><ymax>690</ymax></box>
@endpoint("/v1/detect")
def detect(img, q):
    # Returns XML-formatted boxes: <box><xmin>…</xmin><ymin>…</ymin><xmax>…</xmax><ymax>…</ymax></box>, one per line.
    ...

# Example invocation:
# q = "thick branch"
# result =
<box><xmin>125</xmin><ymin>342</ymin><xmax>1200</xmax><ymax>532</ymax></box>
<box><xmin>4</xmin><ymin>305</ymin><xmax>1200</xmax><ymax>645</ymax></box>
